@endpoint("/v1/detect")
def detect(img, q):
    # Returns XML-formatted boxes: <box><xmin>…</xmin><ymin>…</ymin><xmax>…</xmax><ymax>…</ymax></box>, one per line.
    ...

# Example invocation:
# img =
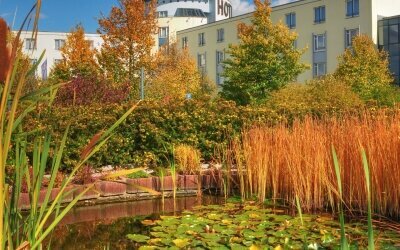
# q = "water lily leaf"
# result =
<box><xmin>274</xmin><ymin>245</ymin><xmax>283</xmax><ymax>250</ymax></box>
<box><xmin>142</xmin><ymin>220</ymin><xmax>156</xmax><ymax>226</ymax></box>
<box><xmin>127</xmin><ymin>234</ymin><xmax>150</xmax><ymax>243</ymax></box>
<box><xmin>207</xmin><ymin>213</ymin><xmax>222</xmax><ymax>220</ymax></box>
<box><xmin>138</xmin><ymin>246</ymin><xmax>157</xmax><ymax>250</ymax></box>
<box><xmin>173</xmin><ymin>238</ymin><xmax>190</xmax><ymax>248</ymax></box>
<box><xmin>249</xmin><ymin>244</ymin><xmax>261</xmax><ymax>250</ymax></box>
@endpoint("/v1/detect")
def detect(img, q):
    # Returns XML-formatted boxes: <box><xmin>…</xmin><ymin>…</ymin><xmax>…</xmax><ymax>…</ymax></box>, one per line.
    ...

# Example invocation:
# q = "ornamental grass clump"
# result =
<box><xmin>174</xmin><ymin>144</ymin><xmax>201</xmax><ymax>175</ymax></box>
<box><xmin>232</xmin><ymin>110</ymin><xmax>400</xmax><ymax>219</ymax></box>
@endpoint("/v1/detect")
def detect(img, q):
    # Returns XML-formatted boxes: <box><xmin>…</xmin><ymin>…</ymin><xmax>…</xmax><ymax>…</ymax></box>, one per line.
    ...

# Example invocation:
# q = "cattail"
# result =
<box><xmin>0</xmin><ymin>18</ymin><xmax>10</xmax><ymax>83</ymax></box>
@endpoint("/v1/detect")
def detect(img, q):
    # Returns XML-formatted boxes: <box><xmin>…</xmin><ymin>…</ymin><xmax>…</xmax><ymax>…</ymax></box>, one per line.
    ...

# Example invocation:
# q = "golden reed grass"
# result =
<box><xmin>231</xmin><ymin>110</ymin><xmax>400</xmax><ymax>218</ymax></box>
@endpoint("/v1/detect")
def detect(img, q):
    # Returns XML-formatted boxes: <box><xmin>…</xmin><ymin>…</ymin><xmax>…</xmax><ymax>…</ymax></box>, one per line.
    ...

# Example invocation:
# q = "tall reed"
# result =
<box><xmin>0</xmin><ymin>4</ymin><xmax>142</xmax><ymax>248</ymax></box>
<box><xmin>231</xmin><ymin>111</ymin><xmax>400</xmax><ymax>218</ymax></box>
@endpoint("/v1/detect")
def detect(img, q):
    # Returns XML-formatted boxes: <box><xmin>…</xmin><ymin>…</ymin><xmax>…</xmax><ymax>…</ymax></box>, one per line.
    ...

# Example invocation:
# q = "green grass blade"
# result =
<box><xmin>332</xmin><ymin>146</ymin><xmax>349</xmax><ymax>250</ymax></box>
<box><xmin>361</xmin><ymin>148</ymin><xmax>374</xmax><ymax>250</ymax></box>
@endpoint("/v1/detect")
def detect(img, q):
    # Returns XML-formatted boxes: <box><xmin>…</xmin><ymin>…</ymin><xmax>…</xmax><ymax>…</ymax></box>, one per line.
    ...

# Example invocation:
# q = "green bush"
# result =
<box><xmin>266</xmin><ymin>76</ymin><xmax>365</xmax><ymax>120</ymax></box>
<box><xmin>28</xmin><ymin>99</ymin><xmax>271</xmax><ymax>172</ymax></box>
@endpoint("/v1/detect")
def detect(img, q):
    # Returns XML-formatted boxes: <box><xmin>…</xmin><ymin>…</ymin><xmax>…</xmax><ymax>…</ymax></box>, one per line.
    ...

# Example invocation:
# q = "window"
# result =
<box><xmin>216</xmin><ymin>73</ymin><xmax>224</xmax><ymax>85</ymax></box>
<box><xmin>345</xmin><ymin>28</ymin><xmax>359</xmax><ymax>48</ymax></box>
<box><xmin>216</xmin><ymin>51</ymin><xmax>224</xmax><ymax>64</ymax></box>
<box><xmin>389</xmin><ymin>24</ymin><xmax>399</xmax><ymax>44</ymax></box>
<box><xmin>198</xmin><ymin>32</ymin><xmax>205</xmax><ymax>46</ymax></box>
<box><xmin>346</xmin><ymin>0</ymin><xmax>359</xmax><ymax>17</ymax></box>
<box><xmin>313</xmin><ymin>62</ymin><xmax>326</xmax><ymax>77</ymax></box>
<box><xmin>157</xmin><ymin>11</ymin><xmax>168</xmax><ymax>17</ymax></box>
<box><xmin>313</xmin><ymin>34</ymin><xmax>326</xmax><ymax>51</ymax></box>
<box><xmin>54</xmin><ymin>39</ymin><xmax>65</xmax><ymax>50</ymax></box>
<box><xmin>285</xmin><ymin>12</ymin><xmax>296</xmax><ymax>29</ymax></box>
<box><xmin>25</xmin><ymin>38</ymin><xmax>36</xmax><ymax>50</ymax></box>
<box><xmin>86</xmin><ymin>40</ymin><xmax>94</xmax><ymax>49</ymax></box>
<box><xmin>182</xmin><ymin>37</ymin><xmax>188</xmax><ymax>48</ymax></box>
<box><xmin>159</xmin><ymin>27</ymin><xmax>169</xmax><ymax>38</ymax></box>
<box><xmin>198</xmin><ymin>53</ymin><xmax>206</xmax><ymax>67</ymax></box>
<box><xmin>217</xmin><ymin>28</ymin><xmax>224</xmax><ymax>42</ymax></box>
<box><xmin>30</xmin><ymin>59</ymin><xmax>37</xmax><ymax>65</ymax></box>
<box><xmin>54</xmin><ymin>59</ymin><xmax>63</xmax><ymax>64</ymax></box>
<box><xmin>314</xmin><ymin>6</ymin><xmax>325</xmax><ymax>23</ymax></box>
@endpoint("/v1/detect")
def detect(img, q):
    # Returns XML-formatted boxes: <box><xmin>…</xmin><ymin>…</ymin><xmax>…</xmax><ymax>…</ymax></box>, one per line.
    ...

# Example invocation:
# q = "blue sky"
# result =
<box><xmin>0</xmin><ymin>0</ymin><xmax>296</xmax><ymax>33</ymax></box>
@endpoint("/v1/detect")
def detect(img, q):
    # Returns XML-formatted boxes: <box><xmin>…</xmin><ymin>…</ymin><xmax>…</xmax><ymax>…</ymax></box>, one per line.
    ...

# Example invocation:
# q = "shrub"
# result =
<box><xmin>126</xmin><ymin>170</ymin><xmax>149</xmax><ymax>179</ymax></box>
<box><xmin>266</xmin><ymin>76</ymin><xmax>364</xmax><ymax>120</ymax></box>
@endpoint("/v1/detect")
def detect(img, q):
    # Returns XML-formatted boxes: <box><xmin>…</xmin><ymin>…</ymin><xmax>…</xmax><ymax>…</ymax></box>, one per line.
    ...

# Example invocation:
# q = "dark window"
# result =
<box><xmin>345</xmin><ymin>28</ymin><xmax>359</xmax><ymax>48</ymax></box>
<box><xmin>285</xmin><ymin>13</ymin><xmax>296</xmax><ymax>29</ymax></box>
<box><xmin>198</xmin><ymin>33</ymin><xmax>205</xmax><ymax>46</ymax></box>
<box><xmin>314</xmin><ymin>6</ymin><xmax>325</xmax><ymax>23</ymax></box>
<box><xmin>389</xmin><ymin>24</ymin><xmax>399</xmax><ymax>44</ymax></box>
<box><xmin>346</xmin><ymin>0</ymin><xmax>359</xmax><ymax>17</ymax></box>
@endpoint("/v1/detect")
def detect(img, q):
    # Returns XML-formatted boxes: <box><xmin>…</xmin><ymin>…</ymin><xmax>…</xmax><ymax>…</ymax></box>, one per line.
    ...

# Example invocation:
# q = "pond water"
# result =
<box><xmin>47</xmin><ymin>196</ymin><xmax>224</xmax><ymax>249</ymax></box>
<box><xmin>46</xmin><ymin>196</ymin><xmax>400</xmax><ymax>249</ymax></box>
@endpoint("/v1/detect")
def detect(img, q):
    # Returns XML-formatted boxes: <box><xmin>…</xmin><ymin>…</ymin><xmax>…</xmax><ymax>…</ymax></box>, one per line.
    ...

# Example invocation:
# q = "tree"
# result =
<box><xmin>146</xmin><ymin>44</ymin><xmax>204</xmax><ymax>102</ymax></box>
<box><xmin>334</xmin><ymin>34</ymin><xmax>394</xmax><ymax>102</ymax></box>
<box><xmin>50</xmin><ymin>24</ymin><xmax>98</xmax><ymax>81</ymax></box>
<box><xmin>97</xmin><ymin>0</ymin><xmax>157</xmax><ymax>86</ymax></box>
<box><xmin>221</xmin><ymin>0</ymin><xmax>307</xmax><ymax>106</ymax></box>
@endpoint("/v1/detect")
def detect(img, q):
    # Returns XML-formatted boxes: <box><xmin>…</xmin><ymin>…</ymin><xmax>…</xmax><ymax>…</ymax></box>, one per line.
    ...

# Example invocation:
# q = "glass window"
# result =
<box><xmin>345</xmin><ymin>28</ymin><xmax>359</xmax><ymax>48</ymax></box>
<box><xmin>313</xmin><ymin>62</ymin><xmax>326</xmax><ymax>77</ymax></box>
<box><xmin>389</xmin><ymin>44</ymin><xmax>400</xmax><ymax>57</ymax></box>
<box><xmin>313</xmin><ymin>34</ymin><xmax>326</xmax><ymax>51</ymax></box>
<box><xmin>182</xmin><ymin>37</ymin><xmax>188</xmax><ymax>48</ymax></box>
<box><xmin>157</xmin><ymin>11</ymin><xmax>168</xmax><ymax>17</ymax></box>
<box><xmin>285</xmin><ymin>13</ymin><xmax>296</xmax><ymax>29</ymax></box>
<box><xmin>198</xmin><ymin>53</ymin><xmax>206</xmax><ymax>68</ymax></box>
<box><xmin>86</xmin><ymin>40</ymin><xmax>94</xmax><ymax>49</ymax></box>
<box><xmin>314</xmin><ymin>6</ymin><xmax>325</xmax><ymax>23</ymax></box>
<box><xmin>346</xmin><ymin>0</ymin><xmax>359</xmax><ymax>17</ymax></box>
<box><xmin>217</xmin><ymin>28</ymin><xmax>224</xmax><ymax>42</ymax></box>
<box><xmin>54</xmin><ymin>39</ymin><xmax>65</xmax><ymax>50</ymax></box>
<box><xmin>25</xmin><ymin>38</ymin><xmax>36</xmax><ymax>50</ymax></box>
<box><xmin>389</xmin><ymin>24</ymin><xmax>399</xmax><ymax>44</ymax></box>
<box><xmin>198</xmin><ymin>32</ymin><xmax>205</xmax><ymax>46</ymax></box>
<box><xmin>159</xmin><ymin>27</ymin><xmax>169</xmax><ymax>38</ymax></box>
<box><xmin>216</xmin><ymin>51</ymin><xmax>224</xmax><ymax>64</ymax></box>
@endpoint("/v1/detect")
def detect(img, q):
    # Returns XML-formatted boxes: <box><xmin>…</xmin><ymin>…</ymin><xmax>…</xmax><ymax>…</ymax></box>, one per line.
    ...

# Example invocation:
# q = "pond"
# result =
<box><xmin>47</xmin><ymin>195</ymin><xmax>224</xmax><ymax>249</ymax></box>
<box><xmin>47</xmin><ymin>196</ymin><xmax>400</xmax><ymax>249</ymax></box>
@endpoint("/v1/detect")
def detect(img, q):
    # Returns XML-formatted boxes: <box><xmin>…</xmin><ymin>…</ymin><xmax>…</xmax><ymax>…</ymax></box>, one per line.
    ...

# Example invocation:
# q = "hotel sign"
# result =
<box><xmin>216</xmin><ymin>0</ymin><xmax>232</xmax><ymax>21</ymax></box>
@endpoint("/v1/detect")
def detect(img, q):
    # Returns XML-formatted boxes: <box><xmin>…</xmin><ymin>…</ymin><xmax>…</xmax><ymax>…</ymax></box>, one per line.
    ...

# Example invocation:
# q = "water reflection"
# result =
<box><xmin>48</xmin><ymin>196</ymin><xmax>224</xmax><ymax>249</ymax></box>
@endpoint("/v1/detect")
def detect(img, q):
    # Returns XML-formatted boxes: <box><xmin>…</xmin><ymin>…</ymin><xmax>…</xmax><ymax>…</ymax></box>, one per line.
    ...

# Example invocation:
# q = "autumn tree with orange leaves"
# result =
<box><xmin>50</xmin><ymin>24</ymin><xmax>98</xmax><ymax>81</ymax></box>
<box><xmin>97</xmin><ymin>0</ymin><xmax>157</xmax><ymax>87</ymax></box>
<box><xmin>146</xmin><ymin>43</ymin><xmax>205</xmax><ymax>101</ymax></box>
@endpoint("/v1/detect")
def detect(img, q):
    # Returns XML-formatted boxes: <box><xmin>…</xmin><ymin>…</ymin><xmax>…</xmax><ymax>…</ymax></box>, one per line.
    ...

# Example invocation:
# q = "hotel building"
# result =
<box><xmin>176</xmin><ymin>0</ymin><xmax>400</xmax><ymax>85</ymax></box>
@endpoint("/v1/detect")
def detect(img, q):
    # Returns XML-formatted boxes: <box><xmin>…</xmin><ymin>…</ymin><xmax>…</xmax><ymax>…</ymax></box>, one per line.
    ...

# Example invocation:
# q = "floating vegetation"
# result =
<box><xmin>127</xmin><ymin>203</ymin><xmax>400</xmax><ymax>249</ymax></box>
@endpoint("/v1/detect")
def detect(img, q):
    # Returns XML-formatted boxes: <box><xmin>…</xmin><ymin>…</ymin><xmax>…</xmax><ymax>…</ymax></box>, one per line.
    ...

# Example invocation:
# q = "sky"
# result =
<box><xmin>0</xmin><ymin>0</ymin><xmax>296</xmax><ymax>33</ymax></box>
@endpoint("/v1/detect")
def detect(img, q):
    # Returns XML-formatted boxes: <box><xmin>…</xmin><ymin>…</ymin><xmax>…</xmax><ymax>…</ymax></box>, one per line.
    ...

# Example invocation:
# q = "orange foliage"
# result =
<box><xmin>97</xmin><ymin>0</ymin><xmax>157</xmax><ymax>83</ymax></box>
<box><xmin>147</xmin><ymin>44</ymin><xmax>202</xmax><ymax>101</ymax></box>
<box><xmin>0</xmin><ymin>18</ymin><xmax>10</xmax><ymax>83</ymax></box>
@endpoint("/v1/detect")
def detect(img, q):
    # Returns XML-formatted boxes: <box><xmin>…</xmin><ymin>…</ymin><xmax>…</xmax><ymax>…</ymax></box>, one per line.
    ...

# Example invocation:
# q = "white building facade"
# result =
<box><xmin>18</xmin><ymin>31</ymin><xmax>103</xmax><ymax>79</ymax></box>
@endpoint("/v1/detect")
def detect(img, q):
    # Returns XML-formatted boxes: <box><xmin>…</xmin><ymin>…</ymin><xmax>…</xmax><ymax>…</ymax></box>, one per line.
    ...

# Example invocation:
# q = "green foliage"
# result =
<box><xmin>221</xmin><ymin>0</ymin><xmax>307</xmax><ymax>105</ymax></box>
<box><xmin>334</xmin><ymin>34</ymin><xmax>394</xmax><ymax>102</ymax></box>
<box><xmin>266</xmin><ymin>76</ymin><xmax>364</xmax><ymax>120</ymax></box>
<box><xmin>126</xmin><ymin>170</ymin><xmax>149</xmax><ymax>179</ymax></box>
<box><xmin>27</xmin><ymin>99</ymin><xmax>264</xmax><ymax>171</ymax></box>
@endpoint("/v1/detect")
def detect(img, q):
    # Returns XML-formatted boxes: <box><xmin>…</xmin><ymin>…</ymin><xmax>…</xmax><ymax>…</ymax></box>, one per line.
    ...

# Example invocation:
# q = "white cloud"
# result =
<box><xmin>230</xmin><ymin>0</ymin><xmax>299</xmax><ymax>16</ymax></box>
<box><xmin>230</xmin><ymin>0</ymin><xmax>255</xmax><ymax>16</ymax></box>
<box><xmin>271</xmin><ymin>0</ymin><xmax>298</xmax><ymax>6</ymax></box>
